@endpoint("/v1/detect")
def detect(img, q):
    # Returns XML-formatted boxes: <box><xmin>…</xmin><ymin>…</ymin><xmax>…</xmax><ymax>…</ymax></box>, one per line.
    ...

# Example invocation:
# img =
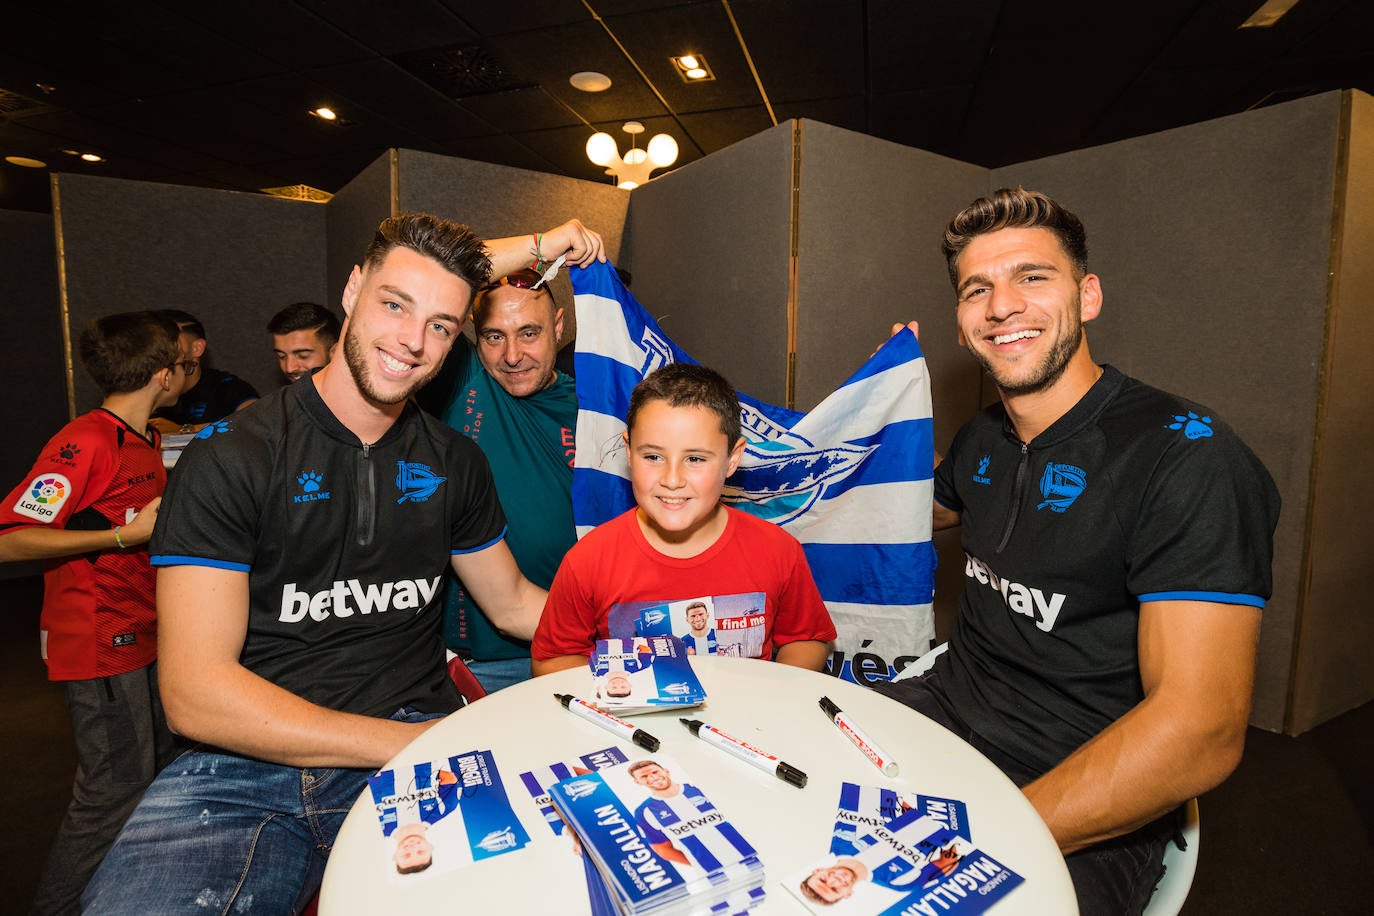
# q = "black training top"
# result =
<box><xmin>150</xmin><ymin>376</ymin><xmax>507</xmax><ymax>718</ymax></box>
<box><xmin>154</xmin><ymin>366</ymin><xmax>259</xmax><ymax>426</ymax></box>
<box><xmin>933</xmin><ymin>365</ymin><xmax>1280</xmax><ymax>774</ymax></box>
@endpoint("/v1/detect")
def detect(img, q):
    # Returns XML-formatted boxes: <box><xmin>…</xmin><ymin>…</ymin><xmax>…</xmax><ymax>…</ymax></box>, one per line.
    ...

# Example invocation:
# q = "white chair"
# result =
<box><xmin>891</xmin><ymin>641</ymin><xmax>948</xmax><ymax>681</ymax></box>
<box><xmin>1143</xmin><ymin>797</ymin><xmax>1201</xmax><ymax>915</ymax></box>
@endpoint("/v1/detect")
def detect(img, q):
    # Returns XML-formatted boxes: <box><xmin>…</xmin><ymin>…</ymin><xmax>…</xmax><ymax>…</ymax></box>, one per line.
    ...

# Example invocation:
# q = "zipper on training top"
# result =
<box><xmin>356</xmin><ymin>443</ymin><xmax>376</xmax><ymax>547</ymax></box>
<box><xmin>995</xmin><ymin>442</ymin><xmax>1029</xmax><ymax>554</ymax></box>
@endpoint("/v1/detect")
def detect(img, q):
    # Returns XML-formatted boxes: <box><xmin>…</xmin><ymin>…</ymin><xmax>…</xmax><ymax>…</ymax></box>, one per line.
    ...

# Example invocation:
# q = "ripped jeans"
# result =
<box><xmin>82</xmin><ymin>708</ymin><xmax>441</xmax><ymax>915</ymax></box>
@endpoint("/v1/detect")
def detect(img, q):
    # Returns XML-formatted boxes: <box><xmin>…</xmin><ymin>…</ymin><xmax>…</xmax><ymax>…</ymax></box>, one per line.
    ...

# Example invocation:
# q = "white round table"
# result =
<box><xmin>318</xmin><ymin>658</ymin><xmax>1076</xmax><ymax>914</ymax></box>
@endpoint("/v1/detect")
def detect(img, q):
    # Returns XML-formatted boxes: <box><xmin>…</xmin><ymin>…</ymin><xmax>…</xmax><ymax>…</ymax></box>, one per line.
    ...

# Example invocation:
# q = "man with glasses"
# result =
<box><xmin>420</xmin><ymin>266</ymin><xmax>577</xmax><ymax>692</ymax></box>
<box><xmin>151</xmin><ymin>309</ymin><xmax>259</xmax><ymax>433</ymax></box>
<box><xmin>0</xmin><ymin>311</ymin><xmax>184</xmax><ymax>914</ymax></box>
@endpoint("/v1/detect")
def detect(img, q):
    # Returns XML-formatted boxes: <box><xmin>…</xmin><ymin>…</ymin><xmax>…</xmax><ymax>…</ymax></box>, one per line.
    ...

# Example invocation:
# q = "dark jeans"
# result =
<box><xmin>31</xmin><ymin>662</ymin><xmax>176</xmax><ymax>916</ymax></box>
<box><xmin>875</xmin><ymin>671</ymin><xmax>1173</xmax><ymax>916</ymax></box>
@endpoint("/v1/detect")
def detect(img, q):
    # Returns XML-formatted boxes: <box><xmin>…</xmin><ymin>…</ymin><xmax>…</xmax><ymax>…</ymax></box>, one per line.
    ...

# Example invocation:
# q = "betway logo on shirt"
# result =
<box><xmin>278</xmin><ymin>576</ymin><xmax>442</xmax><ymax>623</ymax></box>
<box><xmin>964</xmin><ymin>553</ymin><xmax>1065</xmax><ymax>632</ymax></box>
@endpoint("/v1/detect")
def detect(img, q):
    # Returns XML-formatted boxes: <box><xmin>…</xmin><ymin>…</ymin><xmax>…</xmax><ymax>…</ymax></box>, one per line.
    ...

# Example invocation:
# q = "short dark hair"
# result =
<box><xmin>266</xmin><ymin>302</ymin><xmax>341</xmax><ymax>347</ymax></box>
<box><xmin>152</xmin><ymin>308</ymin><xmax>205</xmax><ymax>339</ymax></box>
<box><xmin>626</xmin><ymin>363</ymin><xmax>742</xmax><ymax>449</ymax></box>
<box><xmin>941</xmin><ymin>187</ymin><xmax>1089</xmax><ymax>288</ymax></box>
<box><xmin>363</xmin><ymin>212</ymin><xmax>491</xmax><ymax>306</ymax></box>
<box><xmin>79</xmin><ymin>311</ymin><xmax>181</xmax><ymax>395</ymax></box>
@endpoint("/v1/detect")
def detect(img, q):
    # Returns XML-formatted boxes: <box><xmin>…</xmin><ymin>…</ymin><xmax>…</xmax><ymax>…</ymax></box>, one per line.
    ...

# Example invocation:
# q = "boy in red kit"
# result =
<box><xmin>531</xmin><ymin>363</ymin><xmax>835</xmax><ymax>674</ymax></box>
<box><xmin>0</xmin><ymin>311</ymin><xmax>183</xmax><ymax>914</ymax></box>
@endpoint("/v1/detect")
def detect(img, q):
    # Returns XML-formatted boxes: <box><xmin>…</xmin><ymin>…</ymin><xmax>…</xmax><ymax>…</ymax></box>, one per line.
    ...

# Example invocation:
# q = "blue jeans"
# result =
<box><xmin>465</xmin><ymin>656</ymin><xmax>531</xmax><ymax>693</ymax></box>
<box><xmin>82</xmin><ymin>709</ymin><xmax>441</xmax><ymax>915</ymax></box>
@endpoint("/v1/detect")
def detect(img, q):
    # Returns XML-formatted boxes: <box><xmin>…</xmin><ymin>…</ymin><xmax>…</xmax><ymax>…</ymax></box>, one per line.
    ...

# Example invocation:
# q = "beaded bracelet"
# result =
<box><xmin>113</xmin><ymin>526</ymin><xmax>126</xmax><ymax>549</ymax></box>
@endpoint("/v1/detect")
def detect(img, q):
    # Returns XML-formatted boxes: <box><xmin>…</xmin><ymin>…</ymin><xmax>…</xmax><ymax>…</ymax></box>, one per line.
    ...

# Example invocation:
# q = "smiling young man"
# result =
<box><xmin>530</xmin><ymin>363</ymin><xmax>835</xmax><ymax>674</ymax></box>
<box><xmin>82</xmin><ymin>213</ymin><xmax>606</xmax><ymax>915</ymax></box>
<box><xmin>878</xmin><ymin>188</ymin><xmax>1281</xmax><ymax>914</ymax></box>
<box><xmin>418</xmin><ymin>268</ymin><xmax>578</xmax><ymax>692</ymax></box>
<box><xmin>266</xmin><ymin>301</ymin><xmax>340</xmax><ymax>383</ymax></box>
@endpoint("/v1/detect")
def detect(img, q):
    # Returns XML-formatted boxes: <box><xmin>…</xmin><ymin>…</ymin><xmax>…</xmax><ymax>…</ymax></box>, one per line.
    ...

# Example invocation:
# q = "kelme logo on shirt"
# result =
<box><xmin>54</xmin><ymin>442</ymin><xmax>80</xmax><ymax>465</ymax></box>
<box><xmin>294</xmin><ymin>470</ymin><xmax>330</xmax><ymax>503</ymax></box>
<box><xmin>14</xmin><ymin>473</ymin><xmax>71</xmax><ymax>522</ymax></box>
<box><xmin>1037</xmin><ymin>462</ymin><xmax>1085</xmax><ymax>513</ymax></box>
<box><xmin>973</xmin><ymin>454</ymin><xmax>992</xmax><ymax>485</ymax></box>
<box><xmin>395</xmin><ymin>461</ymin><xmax>445</xmax><ymax>504</ymax></box>
<box><xmin>278</xmin><ymin>575</ymin><xmax>442</xmax><ymax>623</ymax></box>
<box><xmin>1166</xmin><ymin>411</ymin><xmax>1214</xmax><ymax>439</ymax></box>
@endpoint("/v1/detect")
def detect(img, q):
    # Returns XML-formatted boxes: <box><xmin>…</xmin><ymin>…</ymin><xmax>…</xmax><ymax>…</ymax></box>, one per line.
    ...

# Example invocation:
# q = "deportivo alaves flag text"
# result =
<box><xmin>569</xmin><ymin>262</ymin><xmax>936</xmax><ymax>685</ymax></box>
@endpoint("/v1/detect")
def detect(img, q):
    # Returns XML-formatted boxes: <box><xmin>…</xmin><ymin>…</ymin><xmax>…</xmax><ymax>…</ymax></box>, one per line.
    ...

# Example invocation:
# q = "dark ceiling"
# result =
<box><xmin>2</xmin><ymin>0</ymin><xmax>1372</xmax><ymax>213</ymax></box>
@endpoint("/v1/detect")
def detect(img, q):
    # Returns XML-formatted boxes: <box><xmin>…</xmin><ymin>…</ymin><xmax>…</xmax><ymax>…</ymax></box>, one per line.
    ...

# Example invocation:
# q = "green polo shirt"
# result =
<box><xmin>427</xmin><ymin>338</ymin><xmax>577</xmax><ymax>660</ymax></box>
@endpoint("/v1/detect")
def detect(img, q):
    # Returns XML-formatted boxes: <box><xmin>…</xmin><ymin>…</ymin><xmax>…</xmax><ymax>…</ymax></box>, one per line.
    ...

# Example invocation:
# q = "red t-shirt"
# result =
<box><xmin>0</xmin><ymin>409</ymin><xmax>164</xmax><ymax>679</ymax></box>
<box><xmin>532</xmin><ymin>506</ymin><xmax>836</xmax><ymax>661</ymax></box>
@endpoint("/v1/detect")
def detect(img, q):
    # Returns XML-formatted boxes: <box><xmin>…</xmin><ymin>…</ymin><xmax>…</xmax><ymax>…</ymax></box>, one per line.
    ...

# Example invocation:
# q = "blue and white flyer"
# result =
<box><xmin>589</xmin><ymin>636</ymin><xmax>707</xmax><ymax>715</ymax></box>
<box><xmin>548</xmin><ymin>753</ymin><xmax>765</xmax><ymax>915</ymax></box>
<box><xmin>831</xmin><ymin>782</ymin><xmax>972</xmax><ymax>856</ymax></box>
<box><xmin>367</xmin><ymin>749</ymin><xmax>531</xmax><ymax>882</ymax></box>
<box><xmin>519</xmin><ymin>747</ymin><xmax>631</xmax><ymax>916</ymax></box>
<box><xmin>785</xmin><ymin>808</ymin><xmax>1021</xmax><ymax>915</ymax></box>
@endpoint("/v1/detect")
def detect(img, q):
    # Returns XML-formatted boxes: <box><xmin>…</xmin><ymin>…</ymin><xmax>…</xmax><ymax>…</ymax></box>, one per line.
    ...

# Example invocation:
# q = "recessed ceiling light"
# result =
<box><xmin>80</xmin><ymin>152</ymin><xmax>105</xmax><ymax>163</ymax></box>
<box><xmin>1239</xmin><ymin>0</ymin><xmax>1302</xmax><ymax>28</ymax></box>
<box><xmin>672</xmin><ymin>54</ymin><xmax>714</xmax><ymax>82</ymax></box>
<box><xmin>570</xmin><ymin>71</ymin><xmax>612</xmax><ymax>92</ymax></box>
<box><xmin>5</xmin><ymin>155</ymin><xmax>46</xmax><ymax>168</ymax></box>
<box><xmin>311</xmin><ymin>106</ymin><xmax>338</xmax><ymax>120</ymax></box>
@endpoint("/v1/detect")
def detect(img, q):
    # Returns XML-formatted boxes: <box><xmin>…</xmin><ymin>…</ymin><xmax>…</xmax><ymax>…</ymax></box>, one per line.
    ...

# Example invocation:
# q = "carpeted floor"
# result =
<box><xmin>1</xmin><ymin>573</ymin><xmax>1369</xmax><ymax>912</ymax></box>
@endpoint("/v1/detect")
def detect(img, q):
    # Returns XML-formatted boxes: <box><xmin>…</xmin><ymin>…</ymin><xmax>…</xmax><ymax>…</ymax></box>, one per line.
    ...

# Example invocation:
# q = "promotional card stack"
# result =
<box><xmin>547</xmin><ymin>752</ymin><xmax>766</xmax><ymax>916</ymax></box>
<box><xmin>589</xmin><ymin>636</ymin><xmax>708</xmax><ymax>714</ymax></box>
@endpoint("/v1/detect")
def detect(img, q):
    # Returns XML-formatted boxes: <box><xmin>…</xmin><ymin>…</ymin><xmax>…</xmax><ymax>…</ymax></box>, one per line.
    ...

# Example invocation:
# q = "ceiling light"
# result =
<box><xmin>570</xmin><ymin>71</ymin><xmax>612</xmax><ymax>92</ymax></box>
<box><xmin>1239</xmin><ymin>0</ymin><xmax>1302</xmax><ymax>28</ymax></box>
<box><xmin>5</xmin><ymin>156</ymin><xmax>46</xmax><ymax>168</ymax></box>
<box><xmin>311</xmin><ymin>106</ymin><xmax>338</xmax><ymax>120</ymax></box>
<box><xmin>80</xmin><ymin>152</ymin><xmax>104</xmax><ymax>163</ymax></box>
<box><xmin>586</xmin><ymin>121</ymin><xmax>678</xmax><ymax>189</ymax></box>
<box><xmin>672</xmin><ymin>54</ymin><xmax>714</xmax><ymax>82</ymax></box>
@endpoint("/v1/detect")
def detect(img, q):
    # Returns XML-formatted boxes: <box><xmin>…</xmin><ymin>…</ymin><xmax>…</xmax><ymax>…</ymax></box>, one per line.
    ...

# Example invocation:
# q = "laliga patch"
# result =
<box><xmin>14</xmin><ymin>473</ymin><xmax>72</xmax><ymax>522</ymax></box>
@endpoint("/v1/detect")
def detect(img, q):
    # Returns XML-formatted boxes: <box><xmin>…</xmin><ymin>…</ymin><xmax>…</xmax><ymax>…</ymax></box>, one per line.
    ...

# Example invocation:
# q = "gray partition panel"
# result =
<box><xmin>326</xmin><ymin>151</ymin><xmax>394</xmax><ymax>310</ymax></box>
<box><xmin>992</xmin><ymin>92</ymin><xmax>1344</xmax><ymax>731</ymax></box>
<box><xmin>794</xmin><ymin>120</ymin><xmax>989</xmax><ymax>641</ymax></box>
<box><xmin>1292</xmin><ymin>90</ymin><xmax>1374</xmax><ymax>732</ymax></box>
<box><xmin>795</xmin><ymin>120</ymin><xmax>988</xmax><ymax>437</ymax></box>
<box><xmin>396</xmin><ymin>148</ymin><xmax>628</xmax><ymax>342</ymax></box>
<box><xmin>56</xmin><ymin>174</ymin><xmax>327</xmax><ymax>405</ymax></box>
<box><xmin>0</xmin><ymin>209</ymin><xmax>65</xmax><ymax>573</ymax></box>
<box><xmin>625</xmin><ymin>123</ymin><xmax>794</xmax><ymax>405</ymax></box>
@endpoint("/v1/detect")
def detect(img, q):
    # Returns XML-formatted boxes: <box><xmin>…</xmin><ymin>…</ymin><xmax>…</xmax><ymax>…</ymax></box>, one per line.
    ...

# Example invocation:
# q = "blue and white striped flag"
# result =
<box><xmin>570</xmin><ymin>261</ymin><xmax>936</xmax><ymax>685</ymax></box>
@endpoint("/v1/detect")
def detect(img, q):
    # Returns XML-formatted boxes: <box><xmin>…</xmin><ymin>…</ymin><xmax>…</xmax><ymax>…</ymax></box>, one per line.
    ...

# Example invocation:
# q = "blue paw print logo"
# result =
<box><xmin>297</xmin><ymin>471</ymin><xmax>323</xmax><ymax>492</ymax></box>
<box><xmin>194</xmin><ymin>420</ymin><xmax>232</xmax><ymax>439</ymax></box>
<box><xmin>977</xmin><ymin>455</ymin><xmax>990</xmax><ymax>475</ymax></box>
<box><xmin>1166</xmin><ymin>412</ymin><xmax>1214</xmax><ymax>440</ymax></box>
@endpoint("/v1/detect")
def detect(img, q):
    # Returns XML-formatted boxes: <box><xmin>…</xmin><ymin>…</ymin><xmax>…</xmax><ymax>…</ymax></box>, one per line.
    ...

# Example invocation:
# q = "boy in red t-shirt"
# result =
<box><xmin>0</xmin><ymin>311</ymin><xmax>185</xmax><ymax>914</ymax></box>
<box><xmin>531</xmin><ymin>363</ymin><xmax>835</xmax><ymax>675</ymax></box>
